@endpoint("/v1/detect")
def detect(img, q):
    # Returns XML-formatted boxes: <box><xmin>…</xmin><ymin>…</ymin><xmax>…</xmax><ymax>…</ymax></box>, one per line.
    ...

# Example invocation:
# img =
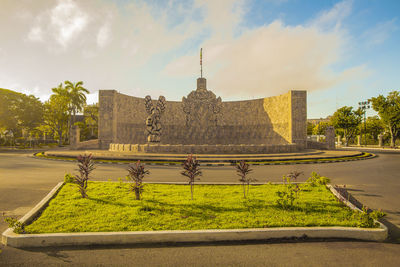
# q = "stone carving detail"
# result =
<box><xmin>144</xmin><ymin>95</ymin><xmax>166</xmax><ymax>142</ymax></box>
<box><xmin>182</xmin><ymin>82</ymin><xmax>222</xmax><ymax>144</ymax></box>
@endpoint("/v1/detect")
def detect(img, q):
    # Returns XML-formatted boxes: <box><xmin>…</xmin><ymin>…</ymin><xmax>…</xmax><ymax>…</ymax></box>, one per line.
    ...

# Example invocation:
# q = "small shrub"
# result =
<box><xmin>353</xmin><ymin>206</ymin><xmax>377</xmax><ymax>228</ymax></box>
<box><xmin>73</xmin><ymin>154</ymin><xmax>95</xmax><ymax>198</ymax></box>
<box><xmin>117</xmin><ymin>176</ymin><xmax>127</xmax><ymax>188</ymax></box>
<box><xmin>276</xmin><ymin>171</ymin><xmax>302</xmax><ymax>209</ymax></box>
<box><xmin>2</xmin><ymin>213</ymin><xmax>25</xmax><ymax>234</ymax></box>
<box><xmin>235</xmin><ymin>161</ymin><xmax>257</xmax><ymax>199</ymax></box>
<box><xmin>64</xmin><ymin>173</ymin><xmax>75</xmax><ymax>183</ymax></box>
<box><xmin>287</xmin><ymin>171</ymin><xmax>303</xmax><ymax>197</ymax></box>
<box><xmin>306</xmin><ymin>171</ymin><xmax>330</xmax><ymax>186</ymax></box>
<box><xmin>181</xmin><ymin>154</ymin><xmax>202</xmax><ymax>200</ymax></box>
<box><xmin>127</xmin><ymin>160</ymin><xmax>149</xmax><ymax>200</ymax></box>
<box><xmin>370</xmin><ymin>209</ymin><xmax>386</xmax><ymax>220</ymax></box>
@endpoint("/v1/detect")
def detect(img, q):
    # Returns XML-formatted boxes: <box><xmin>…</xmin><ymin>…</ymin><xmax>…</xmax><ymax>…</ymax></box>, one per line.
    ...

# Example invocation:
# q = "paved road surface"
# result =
<box><xmin>0</xmin><ymin>151</ymin><xmax>399</xmax><ymax>266</ymax></box>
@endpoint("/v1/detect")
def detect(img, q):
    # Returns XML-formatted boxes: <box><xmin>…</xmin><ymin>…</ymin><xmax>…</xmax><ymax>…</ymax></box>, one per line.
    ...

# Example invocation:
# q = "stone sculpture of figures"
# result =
<box><xmin>144</xmin><ymin>95</ymin><xmax>166</xmax><ymax>142</ymax></box>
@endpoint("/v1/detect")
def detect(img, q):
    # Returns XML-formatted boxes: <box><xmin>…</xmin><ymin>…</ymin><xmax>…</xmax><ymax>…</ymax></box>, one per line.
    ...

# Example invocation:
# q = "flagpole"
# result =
<box><xmin>200</xmin><ymin>48</ymin><xmax>203</xmax><ymax>78</ymax></box>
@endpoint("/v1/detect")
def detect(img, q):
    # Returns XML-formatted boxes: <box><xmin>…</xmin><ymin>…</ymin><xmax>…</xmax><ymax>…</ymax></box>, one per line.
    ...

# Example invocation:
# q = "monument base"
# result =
<box><xmin>109</xmin><ymin>143</ymin><xmax>302</xmax><ymax>154</ymax></box>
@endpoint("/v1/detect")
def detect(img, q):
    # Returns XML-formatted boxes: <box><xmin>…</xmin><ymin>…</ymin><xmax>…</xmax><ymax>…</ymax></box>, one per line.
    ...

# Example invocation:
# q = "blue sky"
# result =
<box><xmin>0</xmin><ymin>0</ymin><xmax>399</xmax><ymax>118</ymax></box>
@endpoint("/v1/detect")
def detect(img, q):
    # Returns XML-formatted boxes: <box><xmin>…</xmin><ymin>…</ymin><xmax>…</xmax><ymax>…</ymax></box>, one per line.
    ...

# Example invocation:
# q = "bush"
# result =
<box><xmin>72</xmin><ymin>154</ymin><xmax>95</xmax><ymax>198</ymax></box>
<box><xmin>181</xmin><ymin>154</ymin><xmax>202</xmax><ymax>200</ymax></box>
<box><xmin>276</xmin><ymin>171</ymin><xmax>302</xmax><ymax>209</ymax></box>
<box><xmin>2</xmin><ymin>213</ymin><xmax>25</xmax><ymax>234</ymax></box>
<box><xmin>127</xmin><ymin>160</ymin><xmax>149</xmax><ymax>200</ymax></box>
<box><xmin>306</xmin><ymin>172</ymin><xmax>330</xmax><ymax>186</ymax></box>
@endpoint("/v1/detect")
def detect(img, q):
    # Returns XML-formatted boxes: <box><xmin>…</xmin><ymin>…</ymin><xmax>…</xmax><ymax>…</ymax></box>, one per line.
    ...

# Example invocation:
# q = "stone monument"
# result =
<box><xmin>98</xmin><ymin>48</ymin><xmax>308</xmax><ymax>153</ymax></box>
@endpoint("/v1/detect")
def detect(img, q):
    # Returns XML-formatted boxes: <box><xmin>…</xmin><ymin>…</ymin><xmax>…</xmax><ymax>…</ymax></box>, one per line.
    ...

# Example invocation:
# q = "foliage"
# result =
<box><xmin>351</xmin><ymin>206</ymin><xmax>386</xmax><ymax>228</ymax></box>
<box><xmin>51</xmin><ymin>81</ymin><xmax>89</xmax><ymax>142</ymax></box>
<box><xmin>307</xmin><ymin>122</ymin><xmax>314</xmax><ymax>136</ymax></box>
<box><xmin>306</xmin><ymin>172</ymin><xmax>330</xmax><ymax>186</ymax></box>
<box><xmin>312</xmin><ymin>121</ymin><xmax>331</xmax><ymax>135</ymax></box>
<box><xmin>64</xmin><ymin>81</ymin><xmax>90</xmax><ymax>125</ymax></box>
<box><xmin>330</xmin><ymin>106</ymin><xmax>362</xmax><ymax>146</ymax></box>
<box><xmin>365</xmin><ymin>116</ymin><xmax>384</xmax><ymax>142</ymax></box>
<box><xmin>73</xmin><ymin>154</ymin><xmax>95</xmax><ymax>198</ymax></box>
<box><xmin>43</xmin><ymin>93</ymin><xmax>70</xmax><ymax>146</ymax></box>
<box><xmin>2</xmin><ymin>213</ymin><xmax>25</xmax><ymax>234</ymax></box>
<box><xmin>276</xmin><ymin>171</ymin><xmax>302</xmax><ymax>209</ymax></box>
<box><xmin>369</xmin><ymin>209</ymin><xmax>386</xmax><ymax>220</ymax></box>
<box><xmin>235</xmin><ymin>161</ymin><xmax>257</xmax><ymax>198</ymax></box>
<box><xmin>127</xmin><ymin>160</ymin><xmax>149</xmax><ymax>200</ymax></box>
<box><xmin>370</xmin><ymin>91</ymin><xmax>400</xmax><ymax>147</ymax></box>
<box><xmin>84</xmin><ymin>103</ymin><xmax>98</xmax><ymax>139</ymax></box>
<box><xmin>64</xmin><ymin>173</ymin><xmax>75</xmax><ymax>183</ymax></box>
<box><xmin>0</xmin><ymin>88</ymin><xmax>43</xmax><ymax>139</ymax></box>
<box><xmin>181</xmin><ymin>154</ymin><xmax>202</xmax><ymax>200</ymax></box>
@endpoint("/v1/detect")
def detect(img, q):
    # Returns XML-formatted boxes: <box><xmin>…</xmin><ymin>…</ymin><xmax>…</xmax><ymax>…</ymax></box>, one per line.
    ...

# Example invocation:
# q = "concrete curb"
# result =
<box><xmin>2</xmin><ymin>182</ymin><xmax>387</xmax><ymax>248</ymax></box>
<box><xmin>32</xmin><ymin>152</ymin><xmax>376</xmax><ymax>166</ymax></box>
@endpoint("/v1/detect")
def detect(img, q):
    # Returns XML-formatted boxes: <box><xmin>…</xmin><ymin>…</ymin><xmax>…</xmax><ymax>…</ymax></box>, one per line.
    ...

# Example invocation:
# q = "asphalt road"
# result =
<box><xmin>0</xmin><ymin>151</ymin><xmax>399</xmax><ymax>266</ymax></box>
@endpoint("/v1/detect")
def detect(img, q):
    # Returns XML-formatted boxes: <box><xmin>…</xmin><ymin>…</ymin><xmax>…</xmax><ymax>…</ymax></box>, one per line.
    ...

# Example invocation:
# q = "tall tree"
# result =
<box><xmin>43</xmin><ymin>94</ymin><xmax>70</xmax><ymax>146</ymax></box>
<box><xmin>0</xmin><ymin>88</ymin><xmax>43</xmax><ymax>136</ymax></box>
<box><xmin>64</xmin><ymin>81</ymin><xmax>89</xmax><ymax>125</ymax></box>
<box><xmin>365</xmin><ymin>116</ymin><xmax>385</xmax><ymax>142</ymax></box>
<box><xmin>370</xmin><ymin>91</ymin><xmax>400</xmax><ymax>147</ymax></box>
<box><xmin>330</xmin><ymin>106</ymin><xmax>362</xmax><ymax>146</ymax></box>
<box><xmin>312</xmin><ymin>121</ymin><xmax>331</xmax><ymax>135</ymax></box>
<box><xmin>84</xmin><ymin>103</ymin><xmax>98</xmax><ymax>139</ymax></box>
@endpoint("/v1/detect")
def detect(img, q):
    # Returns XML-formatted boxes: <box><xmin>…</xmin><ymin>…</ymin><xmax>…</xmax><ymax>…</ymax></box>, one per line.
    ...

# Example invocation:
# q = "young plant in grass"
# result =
<box><xmin>287</xmin><ymin>171</ymin><xmax>303</xmax><ymax>198</ymax></box>
<box><xmin>73</xmin><ymin>154</ymin><xmax>95</xmax><ymax>198</ymax></box>
<box><xmin>306</xmin><ymin>171</ymin><xmax>330</xmax><ymax>186</ymax></box>
<box><xmin>127</xmin><ymin>160</ymin><xmax>149</xmax><ymax>200</ymax></box>
<box><xmin>181</xmin><ymin>154</ymin><xmax>202</xmax><ymax>200</ymax></box>
<box><xmin>236</xmin><ymin>160</ymin><xmax>257</xmax><ymax>199</ymax></box>
<box><xmin>276</xmin><ymin>171</ymin><xmax>302</xmax><ymax>209</ymax></box>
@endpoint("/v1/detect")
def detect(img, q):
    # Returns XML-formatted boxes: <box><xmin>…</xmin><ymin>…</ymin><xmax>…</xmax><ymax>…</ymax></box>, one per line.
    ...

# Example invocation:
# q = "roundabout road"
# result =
<box><xmin>0</xmin><ymin>151</ymin><xmax>399</xmax><ymax>266</ymax></box>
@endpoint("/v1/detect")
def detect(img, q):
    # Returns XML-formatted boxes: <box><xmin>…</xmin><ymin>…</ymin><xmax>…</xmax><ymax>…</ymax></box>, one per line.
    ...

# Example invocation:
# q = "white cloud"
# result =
<box><xmin>28</xmin><ymin>26</ymin><xmax>44</xmax><ymax>42</ymax></box>
<box><xmin>310</xmin><ymin>0</ymin><xmax>353</xmax><ymax>31</ymax></box>
<box><xmin>96</xmin><ymin>23</ymin><xmax>111</xmax><ymax>48</ymax></box>
<box><xmin>164</xmin><ymin>0</ymin><xmax>363</xmax><ymax>98</ymax></box>
<box><xmin>362</xmin><ymin>19</ymin><xmax>398</xmax><ymax>46</ymax></box>
<box><xmin>0</xmin><ymin>0</ymin><xmax>369</xmax><ymax>104</ymax></box>
<box><xmin>50</xmin><ymin>0</ymin><xmax>88</xmax><ymax>47</ymax></box>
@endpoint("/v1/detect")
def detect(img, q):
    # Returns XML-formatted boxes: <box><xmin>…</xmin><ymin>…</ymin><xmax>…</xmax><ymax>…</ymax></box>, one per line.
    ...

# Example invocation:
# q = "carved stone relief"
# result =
<box><xmin>182</xmin><ymin>82</ymin><xmax>222</xmax><ymax>144</ymax></box>
<box><xmin>144</xmin><ymin>95</ymin><xmax>166</xmax><ymax>142</ymax></box>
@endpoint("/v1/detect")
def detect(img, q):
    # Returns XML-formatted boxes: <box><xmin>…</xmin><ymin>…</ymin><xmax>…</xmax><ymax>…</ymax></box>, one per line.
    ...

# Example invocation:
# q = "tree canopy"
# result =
<box><xmin>370</xmin><ymin>91</ymin><xmax>400</xmax><ymax>147</ymax></box>
<box><xmin>330</xmin><ymin>106</ymin><xmax>362</xmax><ymax>146</ymax></box>
<box><xmin>0</xmin><ymin>88</ymin><xmax>43</xmax><ymax>134</ymax></box>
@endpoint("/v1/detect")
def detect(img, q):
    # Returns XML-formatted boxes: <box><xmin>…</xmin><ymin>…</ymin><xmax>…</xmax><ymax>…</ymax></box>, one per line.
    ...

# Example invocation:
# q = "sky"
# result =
<box><xmin>0</xmin><ymin>0</ymin><xmax>399</xmax><ymax>118</ymax></box>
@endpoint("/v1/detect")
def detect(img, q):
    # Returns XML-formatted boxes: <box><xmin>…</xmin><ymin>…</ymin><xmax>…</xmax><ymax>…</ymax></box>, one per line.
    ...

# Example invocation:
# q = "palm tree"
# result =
<box><xmin>64</xmin><ymin>81</ymin><xmax>89</xmax><ymax>125</ymax></box>
<box><xmin>52</xmin><ymin>83</ymin><xmax>73</xmax><ymax>138</ymax></box>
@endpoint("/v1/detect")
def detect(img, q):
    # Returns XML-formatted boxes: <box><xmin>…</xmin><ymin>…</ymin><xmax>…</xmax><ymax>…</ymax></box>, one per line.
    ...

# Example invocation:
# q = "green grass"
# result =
<box><xmin>24</xmin><ymin>182</ymin><xmax>375</xmax><ymax>234</ymax></box>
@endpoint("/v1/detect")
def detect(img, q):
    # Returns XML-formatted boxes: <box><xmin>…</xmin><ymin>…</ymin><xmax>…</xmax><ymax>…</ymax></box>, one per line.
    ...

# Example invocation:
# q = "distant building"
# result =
<box><xmin>307</xmin><ymin>116</ymin><xmax>331</xmax><ymax>125</ymax></box>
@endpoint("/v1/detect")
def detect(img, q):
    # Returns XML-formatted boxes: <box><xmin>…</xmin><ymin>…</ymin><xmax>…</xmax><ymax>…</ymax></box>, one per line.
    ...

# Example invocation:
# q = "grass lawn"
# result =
<box><xmin>25</xmin><ymin>182</ymin><xmax>374</xmax><ymax>234</ymax></box>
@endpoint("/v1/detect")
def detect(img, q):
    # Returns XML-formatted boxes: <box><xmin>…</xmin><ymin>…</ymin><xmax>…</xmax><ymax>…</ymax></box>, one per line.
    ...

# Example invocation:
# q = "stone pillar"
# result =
<box><xmin>378</xmin><ymin>134</ymin><xmax>383</xmax><ymax>147</ymax></box>
<box><xmin>336</xmin><ymin>136</ymin><xmax>342</xmax><ymax>146</ymax></box>
<box><xmin>316</xmin><ymin>135</ymin><xmax>320</xmax><ymax>142</ymax></box>
<box><xmin>357</xmin><ymin>135</ymin><xmax>361</xmax><ymax>146</ymax></box>
<box><xmin>69</xmin><ymin>125</ymin><xmax>80</xmax><ymax>149</ymax></box>
<box><xmin>325</xmin><ymin>126</ymin><xmax>335</xmax><ymax>149</ymax></box>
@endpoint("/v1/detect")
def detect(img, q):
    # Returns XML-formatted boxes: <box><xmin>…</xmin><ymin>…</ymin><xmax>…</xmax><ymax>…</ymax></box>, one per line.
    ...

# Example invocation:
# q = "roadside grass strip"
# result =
<box><xmin>34</xmin><ymin>152</ymin><xmax>375</xmax><ymax>166</ymax></box>
<box><xmin>25</xmin><ymin>182</ymin><xmax>378</xmax><ymax>234</ymax></box>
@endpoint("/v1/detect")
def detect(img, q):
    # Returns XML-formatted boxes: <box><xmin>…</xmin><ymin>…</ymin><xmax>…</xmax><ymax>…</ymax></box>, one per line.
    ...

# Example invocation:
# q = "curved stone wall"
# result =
<box><xmin>98</xmin><ymin>88</ymin><xmax>306</xmax><ymax>150</ymax></box>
